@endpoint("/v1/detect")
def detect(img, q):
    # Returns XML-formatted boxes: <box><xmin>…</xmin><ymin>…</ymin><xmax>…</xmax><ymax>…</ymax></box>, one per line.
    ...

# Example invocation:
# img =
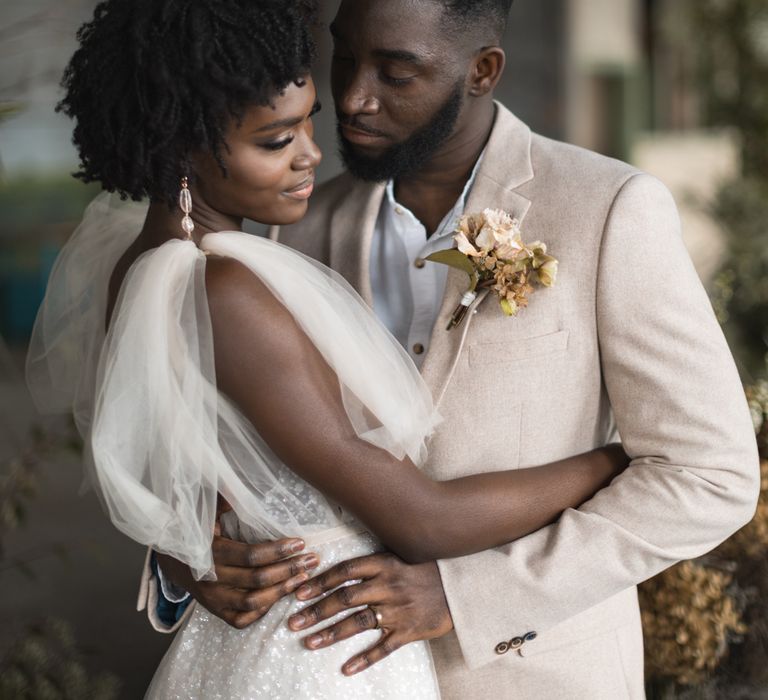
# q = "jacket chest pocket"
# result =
<box><xmin>421</xmin><ymin>329</ymin><xmax>570</xmax><ymax>479</ymax></box>
<box><xmin>468</xmin><ymin>329</ymin><xmax>569</xmax><ymax>368</ymax></box>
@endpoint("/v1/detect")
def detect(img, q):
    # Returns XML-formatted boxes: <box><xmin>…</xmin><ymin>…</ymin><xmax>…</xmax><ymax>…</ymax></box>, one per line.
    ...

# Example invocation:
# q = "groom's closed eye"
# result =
<box><xmin>379</xmin><ymin>70</ymin><xmax>417</xmax><ymax>87</ymax></box>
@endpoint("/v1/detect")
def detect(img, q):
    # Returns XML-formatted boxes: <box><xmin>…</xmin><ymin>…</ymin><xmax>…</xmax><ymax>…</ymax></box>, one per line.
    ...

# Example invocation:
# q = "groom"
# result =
<box><xmin>141</xmin><ymin>0</ymin><xmax>759</xmax><ymax>697</ymax></box>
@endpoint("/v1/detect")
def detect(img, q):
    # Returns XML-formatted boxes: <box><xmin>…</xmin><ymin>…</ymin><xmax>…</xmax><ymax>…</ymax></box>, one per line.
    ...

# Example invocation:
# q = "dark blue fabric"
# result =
<box><xmin>150</xmin><ymin>552</ymin><xmax>192</xmax><ymax>626</ymax></box>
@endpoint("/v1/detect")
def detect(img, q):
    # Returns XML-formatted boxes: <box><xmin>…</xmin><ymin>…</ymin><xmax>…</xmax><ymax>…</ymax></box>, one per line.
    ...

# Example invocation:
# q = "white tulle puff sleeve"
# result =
<box><xmin>26</xmin><ymin>193</ymin><xmax>440</xmax><ymax>580</ymax></box>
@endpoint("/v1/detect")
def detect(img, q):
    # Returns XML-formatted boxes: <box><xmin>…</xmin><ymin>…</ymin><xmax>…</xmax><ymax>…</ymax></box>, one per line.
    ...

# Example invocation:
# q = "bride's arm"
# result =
<box><xmin>207</xmin><ymin>259</ymin><xmax>626</xmax><ymax>564</ymax></box>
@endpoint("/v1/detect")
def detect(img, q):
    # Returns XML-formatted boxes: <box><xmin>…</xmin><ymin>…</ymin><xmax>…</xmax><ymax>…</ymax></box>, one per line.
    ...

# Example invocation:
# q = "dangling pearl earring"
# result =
<box><xmin>179</xmin><ymin>177</ymin><xmax>194</xmax><ymax>239</ymax></box>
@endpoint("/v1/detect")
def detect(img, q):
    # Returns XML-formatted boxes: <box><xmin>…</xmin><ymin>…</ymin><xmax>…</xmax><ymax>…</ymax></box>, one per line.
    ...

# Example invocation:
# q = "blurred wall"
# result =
<box><xmin>0</xmin><ymin>0</ymin><xmax>96</xmax><ymax>174</ymax></box>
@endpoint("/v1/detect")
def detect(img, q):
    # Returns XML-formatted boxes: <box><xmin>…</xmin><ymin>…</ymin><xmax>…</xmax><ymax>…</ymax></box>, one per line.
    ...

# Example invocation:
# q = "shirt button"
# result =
<box><xmin>413</xmin><ymin>343</ymin><xmax>425</xmax><ymax>355</ymax></box>
<box><xmin>414</xmin><ymin>258</ymin><xmax>426</xmax><ymax>269</ymax></box>
<box><xmin>395</xmin><ymin>206</ymin><xmax>405</xmax><ymax>215</ymax></box>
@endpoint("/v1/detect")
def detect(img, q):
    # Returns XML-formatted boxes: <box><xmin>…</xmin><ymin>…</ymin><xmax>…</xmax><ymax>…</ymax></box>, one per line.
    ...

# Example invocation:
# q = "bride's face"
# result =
<box><xmin>192</xmin><ymin>77</ymin><xmax>322</xmax><ymax>226</ymax></box>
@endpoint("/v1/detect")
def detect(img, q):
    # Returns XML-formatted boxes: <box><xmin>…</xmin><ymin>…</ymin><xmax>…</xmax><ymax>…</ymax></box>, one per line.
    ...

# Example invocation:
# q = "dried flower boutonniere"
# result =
<box><xmin>426</xmin><ymin>208</ymin><xmax>558</xmax><ymax>330</ymax></box>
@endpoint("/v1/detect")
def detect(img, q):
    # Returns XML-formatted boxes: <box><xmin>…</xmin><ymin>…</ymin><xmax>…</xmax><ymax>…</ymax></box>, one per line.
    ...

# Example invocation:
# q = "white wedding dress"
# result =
<box><xmin>26</xmin><ymin>193</ymin><xmax>442</xmax><ymax>699</ymax></box>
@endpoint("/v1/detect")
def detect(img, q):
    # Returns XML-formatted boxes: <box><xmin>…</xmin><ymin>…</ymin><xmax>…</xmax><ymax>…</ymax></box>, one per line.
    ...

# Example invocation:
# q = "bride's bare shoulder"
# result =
<box><xmin>205</xmin><ymin>255</ymin><xmax>271</xmax><ymax>306</ymax></box>
<box><xmin>203</xmin><ymin>255</ymin><xmax>306</xmax><ymax>373</ymax></box>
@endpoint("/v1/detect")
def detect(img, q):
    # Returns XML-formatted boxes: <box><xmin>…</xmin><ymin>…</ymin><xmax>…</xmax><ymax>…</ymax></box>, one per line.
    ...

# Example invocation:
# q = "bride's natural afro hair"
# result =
<box><xmin>58</xmin><ymin>0</ymin><xmax>318</xmax><ymax>207</ymax></box>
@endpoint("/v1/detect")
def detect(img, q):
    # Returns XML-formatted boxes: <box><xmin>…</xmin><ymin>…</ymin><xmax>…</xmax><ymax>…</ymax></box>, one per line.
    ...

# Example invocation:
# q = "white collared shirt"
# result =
<box><xmin>370</xmin><ymin>152</ymin><xmax>485</xmax><ymax>368</ymax></box>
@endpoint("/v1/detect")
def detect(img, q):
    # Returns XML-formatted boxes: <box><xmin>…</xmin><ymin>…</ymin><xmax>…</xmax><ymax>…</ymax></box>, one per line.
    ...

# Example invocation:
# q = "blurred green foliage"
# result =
<box><xmin>0</xmin><ymin>175</ymin><xmax>99</xmax><ymax>237</ymax></box>
<box><xmin>0</xmin><ymin>175</ymin><xmax>99</xmax><ymax>341</ymax></box>
<box><xmin>643</xmin><ymin>8</ymin><xmax>768</xmax><ymax>697</ymax></box>
<box><xmin>0</xmin><ymin>619</ymin><xmax>120</xmax><ymax>700</ymax></box>
<box><xmin>0</xmin><ymin>421</ymin><xmax>117</xmax><ymax>700</ymax></box>
<box><xmin>0</xmin><ymin>422</ymin><xmax>82</xmax><ymax>558</ymax></box>
<box><xmin>691</xmin><ymin>0</ymin><xmax>768</xmax><ymax>181</ymax></box>
<box><xmin>691</xmin><ymin>0</ymin><xmax>768</xmax><ymax>381</ymax></box>
<box><xmin>710</xmin><ymin>179</ymin><xmax>768</xmax><ymax>381</ymax></box>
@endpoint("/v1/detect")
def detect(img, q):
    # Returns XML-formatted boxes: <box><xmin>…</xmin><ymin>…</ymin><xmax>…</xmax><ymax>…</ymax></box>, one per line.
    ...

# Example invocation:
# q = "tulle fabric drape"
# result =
<box><xmin>27</xmin><ymin>193</ymin><xmax>440</xmax><ymax>580</ymax></box>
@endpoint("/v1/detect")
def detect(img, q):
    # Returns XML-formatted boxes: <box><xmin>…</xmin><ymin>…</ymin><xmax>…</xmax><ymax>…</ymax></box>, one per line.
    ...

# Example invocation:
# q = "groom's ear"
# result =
<box><xmin>467</xmin><ymin>46</ymin><xmax>505</xmax><ymax>97</ymax></box>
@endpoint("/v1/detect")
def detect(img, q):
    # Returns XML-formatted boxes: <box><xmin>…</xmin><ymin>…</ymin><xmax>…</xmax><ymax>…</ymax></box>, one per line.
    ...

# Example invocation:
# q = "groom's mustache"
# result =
<box><xmin>336</xmin><ymin>116</ymin><xmax>389</xmax><ymax>139</ymax></box>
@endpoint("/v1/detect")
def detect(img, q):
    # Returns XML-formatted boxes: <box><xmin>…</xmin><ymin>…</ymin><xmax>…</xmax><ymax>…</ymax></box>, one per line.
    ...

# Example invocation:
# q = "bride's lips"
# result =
<box><xmin>283</xmin><ymin>176</ymin><xmax>315</xmax><ymax>200</ymax></box>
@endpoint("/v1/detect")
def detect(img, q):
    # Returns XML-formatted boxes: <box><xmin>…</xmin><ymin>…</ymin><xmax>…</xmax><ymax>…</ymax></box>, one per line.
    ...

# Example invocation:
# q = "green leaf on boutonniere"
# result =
<box><xmin>500</xmin><ymin>298</ymin><xmax>518</xmax><ymax>316</ymax></box>
<box><xmin>425</xmin><ymin>249</ymin><xmax>480</xmax><ymax>291</ymax></box>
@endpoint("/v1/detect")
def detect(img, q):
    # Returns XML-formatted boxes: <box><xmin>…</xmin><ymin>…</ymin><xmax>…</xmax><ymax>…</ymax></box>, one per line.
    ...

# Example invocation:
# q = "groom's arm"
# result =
<box><xmin>289</xmin><ymin>173</ymin><xmax>760</xmax><ymax>671</ymax></box>
<box><xmin>428</xmin><ymin>173</ymin><xmax>759</xmax><ymax>668</ymax></box>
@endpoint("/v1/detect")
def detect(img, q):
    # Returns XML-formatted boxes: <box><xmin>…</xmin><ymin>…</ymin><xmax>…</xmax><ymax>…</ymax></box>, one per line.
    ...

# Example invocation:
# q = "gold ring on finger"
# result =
<box><xmin>369</xmin><ymin>605</ymin><xmax>384</xmax><ymax>630</ymax></box>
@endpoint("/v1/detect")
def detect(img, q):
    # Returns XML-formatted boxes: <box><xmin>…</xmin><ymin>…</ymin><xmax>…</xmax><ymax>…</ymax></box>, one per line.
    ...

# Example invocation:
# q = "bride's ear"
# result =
<box><xmin>467</xmin><ymin>46</ymin><xmax>505</xmax><ymax>97</ymax></box>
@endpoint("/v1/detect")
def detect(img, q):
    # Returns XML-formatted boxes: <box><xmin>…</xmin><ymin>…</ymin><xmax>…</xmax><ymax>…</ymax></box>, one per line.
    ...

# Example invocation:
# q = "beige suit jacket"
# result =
<box><xmin>138</xmin><ymin>103</ymin><xmax>759</xmax><ymax>699</ymax></box>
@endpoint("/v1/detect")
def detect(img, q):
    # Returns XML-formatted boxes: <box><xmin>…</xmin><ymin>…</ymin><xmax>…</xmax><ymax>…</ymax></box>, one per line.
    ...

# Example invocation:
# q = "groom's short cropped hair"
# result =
<box><xmin>439</xmin><ymin>0</ymin><xmax>514</xmax><ymax>39</ymax></box>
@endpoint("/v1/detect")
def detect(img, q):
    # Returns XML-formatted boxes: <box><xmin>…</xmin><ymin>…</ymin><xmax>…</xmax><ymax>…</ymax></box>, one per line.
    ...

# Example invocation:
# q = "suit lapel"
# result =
<box><xmin>328</xmin><ymin>179</ymin><xmax>386</xmax><ymax>307</ymax></box>
<box><xmin>420</xmin><ymin>104</ymin><xmax>535</xmax><ymax>401</ymax></box>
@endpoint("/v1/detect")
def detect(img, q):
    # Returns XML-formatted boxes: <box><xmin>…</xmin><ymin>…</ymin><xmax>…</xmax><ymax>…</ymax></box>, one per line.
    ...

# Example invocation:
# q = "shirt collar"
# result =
<box><xmin>383</xmin><ymin>147</ymin><xmax>487</xmax><ymax>242</ymax></box>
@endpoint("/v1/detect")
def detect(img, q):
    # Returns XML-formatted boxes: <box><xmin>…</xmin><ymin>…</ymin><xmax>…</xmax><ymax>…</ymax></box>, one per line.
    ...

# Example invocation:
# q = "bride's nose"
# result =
<box><xmin>292</xmin><ymin>138</ymin><xmax>322</xmax><ymax>172</ymax></box>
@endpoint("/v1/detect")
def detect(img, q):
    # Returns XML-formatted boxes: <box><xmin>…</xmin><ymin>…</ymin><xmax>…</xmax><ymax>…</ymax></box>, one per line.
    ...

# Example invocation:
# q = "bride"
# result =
<box><xmin>27</xmin><ymin>0</ymin><xmax>627</xmax><ymax>697</ymax></box>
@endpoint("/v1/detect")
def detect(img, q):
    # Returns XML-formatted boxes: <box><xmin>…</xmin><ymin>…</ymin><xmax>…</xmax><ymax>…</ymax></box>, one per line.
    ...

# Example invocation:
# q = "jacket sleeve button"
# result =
<box><xmin>509</xmin><ymin>636</ymin><xmax>524</xmax><ymax>649</ymax></box>
<box><xmin>495</xmin><ymin>641</ymin><xmax>510</xmax><ymax>655</ymax></box>
<box><xmin>524</xmin><ymin>631</ymin><xmax>537</xmax><ymax>642</ymax></box>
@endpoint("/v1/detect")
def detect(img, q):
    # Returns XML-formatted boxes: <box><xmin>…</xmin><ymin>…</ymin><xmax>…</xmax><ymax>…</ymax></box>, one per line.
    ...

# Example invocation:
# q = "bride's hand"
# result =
<box><xmin>157</xmin><ymin>530</ymin><xmax>321</xmax><ymax>630</ymax></box>
<box><xmin>286</xmin><ymin>553</ymin><xmax>453</xmax><ymax>675</ymax></box>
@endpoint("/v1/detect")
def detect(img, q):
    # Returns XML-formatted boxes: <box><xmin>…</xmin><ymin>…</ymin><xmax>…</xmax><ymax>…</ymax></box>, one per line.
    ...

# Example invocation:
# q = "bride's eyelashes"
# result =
<box><xmin>262</xmin><ymin>137</ymin><xmax>295</xmax><ymax>151</ymax></box>
<box><xmin>260</xmin><ymin>101</ymin><xmax>322</xmax><ymax>152</ymax></box>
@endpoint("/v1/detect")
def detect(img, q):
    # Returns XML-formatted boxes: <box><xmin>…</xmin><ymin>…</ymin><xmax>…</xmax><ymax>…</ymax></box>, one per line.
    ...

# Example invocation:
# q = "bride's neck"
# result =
<box><xmin>141</xmin><ymin>194</ymin><xmax>243</xmax><ymax>248</ymax></box>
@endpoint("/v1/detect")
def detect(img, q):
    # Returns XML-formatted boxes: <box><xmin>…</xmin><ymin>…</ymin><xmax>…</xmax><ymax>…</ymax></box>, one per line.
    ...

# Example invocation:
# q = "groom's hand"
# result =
<box><xmin>287</xmin><ymin>553</ymin><xmax>453</xmax><ymax>676</ymax></box>
<box><xmin>156</xmin><ymin>533</ymin><xmax>320</xmax><ymax>630</ymax></box>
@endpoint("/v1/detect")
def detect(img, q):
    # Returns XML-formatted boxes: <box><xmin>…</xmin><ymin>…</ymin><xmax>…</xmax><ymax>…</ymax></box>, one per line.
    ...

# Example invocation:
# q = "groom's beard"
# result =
<box><xmin>336</xmin><ymin>82</ymin><xmax>464</xmax><ymax>183</ymax></box>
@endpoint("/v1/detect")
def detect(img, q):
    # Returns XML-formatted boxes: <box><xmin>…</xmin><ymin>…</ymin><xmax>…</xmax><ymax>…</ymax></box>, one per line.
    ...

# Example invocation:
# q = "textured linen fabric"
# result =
<box><xmin>139</xmin><ymin>103</ymin><xmax>760</xmax><ymax>698</ymax></box>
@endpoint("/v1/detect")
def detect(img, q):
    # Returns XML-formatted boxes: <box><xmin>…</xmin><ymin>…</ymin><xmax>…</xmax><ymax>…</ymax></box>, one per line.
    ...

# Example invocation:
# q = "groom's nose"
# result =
<box><xmin>334</xmin><ymin>69</ymin><xmax>380</xmax><ymax>118</ymax></box>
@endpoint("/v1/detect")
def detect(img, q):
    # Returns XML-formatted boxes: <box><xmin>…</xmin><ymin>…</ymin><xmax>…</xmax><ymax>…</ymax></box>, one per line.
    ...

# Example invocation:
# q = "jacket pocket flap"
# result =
<box><xmin>469</xmin><ymin>329</ymin><xmax>569</xmax><ymax>367</ymax></box>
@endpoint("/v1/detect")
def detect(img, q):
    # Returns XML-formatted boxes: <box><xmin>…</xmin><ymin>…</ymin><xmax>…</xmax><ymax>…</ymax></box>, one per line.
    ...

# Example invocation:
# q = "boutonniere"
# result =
<box><xmin>426</xmin><ymin>208</ymin><xmax>558</xmax><ymax>330</ymax></box>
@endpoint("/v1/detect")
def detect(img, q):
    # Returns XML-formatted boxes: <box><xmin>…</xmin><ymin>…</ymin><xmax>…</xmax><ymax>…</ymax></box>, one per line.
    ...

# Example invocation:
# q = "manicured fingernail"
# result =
<box><xmin>343</xmin><ymin>660</ymin><xmax>364</xmax><ymax>675</ymax></box>
<box><xmin>296</xmin><ymin>585</ymin><xmax>313</xmax><ymax>600</ymax></box>
<box><xmin>290</xmin><ymin>539</ymin><xmax>305</xmax><ymax>553</ymax></box>
<box><xmin>289</xmin><ymin>614</ymin><xmax>306</xmax><ymax>630</ymax></box>
<box><xmin>299</xmin><ymin>554</ymin><xmax>319</xmax><ymax>569</ymax></box>
<box><xmin>306</xmin><ymin>634</ymin><xmax>323</xmax><ymax>649</ymax></box>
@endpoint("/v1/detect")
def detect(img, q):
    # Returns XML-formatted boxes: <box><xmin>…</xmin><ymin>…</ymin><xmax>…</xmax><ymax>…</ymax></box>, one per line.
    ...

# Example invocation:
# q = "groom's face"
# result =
<box><xmin>331</xmin><ymin>0</ymin><xmax>472</xmax><ymax>181</ymax></box>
